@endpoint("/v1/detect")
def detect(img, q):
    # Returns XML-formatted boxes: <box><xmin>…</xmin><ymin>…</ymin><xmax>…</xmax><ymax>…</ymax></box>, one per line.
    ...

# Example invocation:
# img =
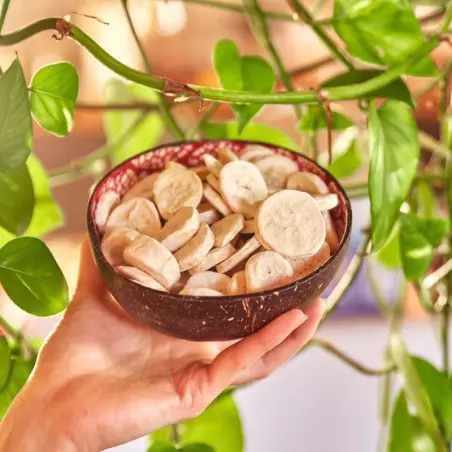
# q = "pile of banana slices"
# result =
<box><xmin>95</xmin><ymin>145</ymin><xmax>340</xmax><ymax>297</ymax></box>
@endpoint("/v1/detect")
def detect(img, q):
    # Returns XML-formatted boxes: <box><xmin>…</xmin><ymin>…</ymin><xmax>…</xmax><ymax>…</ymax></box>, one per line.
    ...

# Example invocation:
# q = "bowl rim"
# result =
<box><xmin>87</xmin><ymin>139</ymin><xmax>353</xmax><ymax>302</ymax></box>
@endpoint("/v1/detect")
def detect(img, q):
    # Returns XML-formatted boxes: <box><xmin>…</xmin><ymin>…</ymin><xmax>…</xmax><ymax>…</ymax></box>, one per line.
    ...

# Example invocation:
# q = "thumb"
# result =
<box><xmin>74</xmin><ymin>235</ymin><xmax>107</xmax><ymax>300</ymax></box>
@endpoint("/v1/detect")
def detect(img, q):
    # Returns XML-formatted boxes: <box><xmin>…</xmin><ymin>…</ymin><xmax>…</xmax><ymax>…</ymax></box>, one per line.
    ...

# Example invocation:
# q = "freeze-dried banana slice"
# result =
<box><xmin>286</xmin><ymin>171</ymin><xmax>329</xmax><ymax>194</ymax></box>
<box><xmin>314</xmin><ymin>194</ymin><xmax>339</xmax><ymax>211</ymax></box>
<box><xmin>239</xmin><ymin>144</ymin><xmax>274</xmax><ymax>162</ymax></box>
<box><xmin>203</xmin><ymin>184</ymin><xmax>232</xmax><ymax>216</ymax></box>
<box><xmin>116</xmin><ymin>265</ymin><xmax>167</xmax><ymax>292</ymax></box>
<box><xmin>174</xmin><ymin>223</ymin><xmax>215</xmax><ymax>272</ymax></box>
<box><xmin>123</xmin><ymin>235</ymin><xmax>180</xmax><ymax>290</ymax></box>
<box><xmin>255</xmin><ymin>190</ymin><xmax>325</xmax><ymax>257</ymax></box>
<box><xmin>95</xmin><ymin>190</ymin><xmax>121</xmax><ymax>233</ymax></box>
<box><xmin>153</xmin><ymin>168</ymin><xmax>203</xmax><ymax>220</ymax></box>
<box><xmin>227</xmin><ymin>270</ymin><xmax>246</xmax><ymax>295</ymax></box>
<box><xmin>218</xmin><ymin>147</ymin><xmax>238</xmax><ymax>164</ymax></box>
<box><xmin>165</xmin><ymin>161</ymin><xmax>186</xmax><ymax>170</ymax></box>
<box><xmin>184</xmin><ymin>271</ymin><xmax>230</xmax><ymax>293</ymax></box>
<box><xmin>101</xmin><ymin>228</ymin><xmax>140</xmax><ymax>266</ymax></box>
<box><xmin>324</xmin><ymin>212</ymin><xmax>339</xmax><ymax>252</ymax></box>
<box><xmin>219</xmin><ymin>161</ymin><xmax>268</xmax><ymax>217</ymax></box>
<box><xmin>189</xmin><ymin>243</ymin><xmax>236</xmax><ymax>274</ymax></box>
<box><xmin>105</xmin><ymin>198</ymin><xmax>161</xmax><ymax>237</ymax></box>
<box><xmin>179</xmin><ymin>287</ymin><xmax>223</xmax><ymax>297</ymax></box>
<box><xmin>206</xmin><ymin>174</ymin><xmax>221</xmax><ymax>193</ymax></box>
<box><xmin>191</xmin><ymin>166</ymin><xmax>210</xmax><ymax>181</ymax></box>
<box><xmin>203</xmin><ymin>154</ymin><xmax>223</xmax><ymax>177</ymax></box>
<box><xmin>288</xmin><ymin>242</ymin><xmax>331</xmax><ymax>279</ymax></box>
<box><xmin>158</xmin><ymin>206</ymin><xmax>200</xmax><ymax>252</ymax></box>
<box><xmin>211</xmin><ymin>213</ymin><xmax>245</xmax><ymax>247</ymax></box>
<box><xmin>123</xmin><ymin>173</ymin><xmax>160</xmax><ymax>202</ymax></box>
<box><xmin>216</xmin><ymin>235</ymin><xmax>261</xmax><ymax>274</ymax></box>
<box><xmin>198</xmin><ymin>202</ymin><xmax>222</xmax><ymax>225</ymax></box>
<box><xmin>245</xmin><ymin>251</ymin><xmax>294</xmax><ymax>293</ymax></box>
<box><xmin>241</xmin><ymin>219</ymin><xmax>255</xmax><ymax>234</ymax></box>
<box><xmin>255</xmin><ymin>155</ymin><xmax>299</xmax><ymax>189</ymax></box>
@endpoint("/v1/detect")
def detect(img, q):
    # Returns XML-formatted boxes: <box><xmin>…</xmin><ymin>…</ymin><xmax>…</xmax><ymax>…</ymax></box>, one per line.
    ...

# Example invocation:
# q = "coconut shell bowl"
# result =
<box><xmin>87</xmin><ymin>140</ymin><xmax>352</xmax><ymax>341</ymax></box>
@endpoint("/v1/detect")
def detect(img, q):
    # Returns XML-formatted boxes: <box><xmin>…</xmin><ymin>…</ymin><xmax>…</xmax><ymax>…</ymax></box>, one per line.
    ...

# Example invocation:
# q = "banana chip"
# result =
<box><xmin>154</xmin><ymin>168</ymin><xmax>203</xmax><ymax>220</ymax></box>
<box><xmin>216</xmin><ymin>235</ymin><xmax>261</xmax><ymax>274</ymax></box>
<box><xmin>123</xmin><ymin>173</ymin><xmax>160</xmax><ymax>202</ymax></box>
<box><xmin>116</xmin><ymin>265</ymin><xmax>167</xmax><ymax>292</ymax></box>
<box><xmin>189</xmin><ymin>243</ymin><xmax>236</xmax><ymax>274</ymax></box>
<box><xmin>245</xmin><ymin>251</ymin><xmax>293</xmax><ymax>293</ymax></box>
<box><xmin>203</xmin><ymin>154</ymin><xmax>223</xmax><ymax>177</ymax></box>
<box><xmin>184</xmin><ymin>271</ymin><xmax>230</xmax><ymax>293</ymax></box>
<box><xmin>203</xmin><ymin>184</ymin><xmax>232</xmax><ymax>216</ymax></box>
<box><xmin>239</xmin><ymin>144</ymin><xmax>274</xmax><ymax>162</ymax></box>
<box><xmin>255</xmin><ymin>155</ymin><xmax>298</xmax><ymax>189</ymax></box>
<box><xmin>286</xmin><ymin>171</ymin><xmax>329</xmax><ymax>194</ymax></box>
<box><xmin>314</xmin><ymin>194</ymin><xmax>339</xmax><ymax>211</ymax></box>
<box><xmin>95</xmin><ymin>190</ymin><xmax>120</xmax><ymax>233</ymax></box>
<box><xmin>198</xmin><ymin>202</ymin><xmax>222</xmax><ymax>225</ymax></box>
<box><xmin>211</xmin><ymin>213</ymin><xmax>245</xmax><ymax>247</ymax></box>
<box><xmin>179</xmin><ymin>287</ymin><xmax>223</xmax><ymax>296</ymax></box>
<box><xmin>287</xmin><ymin>242</ymin><xmax>331</xmax><ymax>279</ymax></box>
<box><xmin>101</xmin><ymin>227</ymin><xmax>140</xmax><ymax>266</ymax></box>
<box><xmin>227</xmin><ymin>270</ymin><xmax>246</xmax><ymax>295</ymax></box>
<box><xmin>206</xmin><ymin>174</ymin><xmax>221</xmax><ymax>193</ymax></box>
<box><xmin>218</xmin><ymin>147</ymin><xmax>238</xmax><ymax>164</ymax></box>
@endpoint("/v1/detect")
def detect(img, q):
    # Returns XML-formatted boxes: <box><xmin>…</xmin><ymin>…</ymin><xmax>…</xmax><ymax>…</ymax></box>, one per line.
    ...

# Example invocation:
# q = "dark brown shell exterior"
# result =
<box><xmin>87</xmin><ymin>140</ymin><xmax>352</xmax><ymax>341</ymax></box>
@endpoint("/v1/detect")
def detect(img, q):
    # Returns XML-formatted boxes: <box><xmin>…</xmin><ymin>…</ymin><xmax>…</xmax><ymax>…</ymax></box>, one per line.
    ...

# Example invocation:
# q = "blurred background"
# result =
<box><xmin>0</xmin><ymin>1</ymin><xmax>449</xmax><ymax>450</ymax></box>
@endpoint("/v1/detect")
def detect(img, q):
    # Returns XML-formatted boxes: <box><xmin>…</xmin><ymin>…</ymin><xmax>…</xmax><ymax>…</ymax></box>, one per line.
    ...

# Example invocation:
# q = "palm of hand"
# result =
<box><xmin>32</xmin><ymin>240</ymin><xmax>323</xmax><ymax>450</ymax></box>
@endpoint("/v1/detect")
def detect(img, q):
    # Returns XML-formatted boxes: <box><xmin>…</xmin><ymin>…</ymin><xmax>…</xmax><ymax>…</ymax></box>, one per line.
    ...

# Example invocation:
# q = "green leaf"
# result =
<box><xmin>181</xmin><ymin>445</ymin><xmax>215</xmax><ymax>452</ymax></box>
<box><xmin>298</xmin><ymin>105</ymin><xmax>353</xmax><ymax>131</ymax></box>
<box><xmin>399</xmin><ymin>213</ymin><xmax>449</xmax><ymax>280</ymax></box>
<box><xmin>368</xmin><ymin>100</ymin><xmax>420</xmax><ymax>251</ymax></box>
<box><xmin>0</xmin><ymin>164</ymin><xmax>34</xmax><ymax>235</ymax></box>
<box><xmin>147</xmin><ymin>441</ymin><xmax>177</xmax><ymax>452</ymax></box>
<box><xmin>413</xmin><ymin>357</ymin><xmax>452</xmax><ymax>440</ymax></box>
<box><xmin>388</xmin><ymin>392</ymin><xmax>436</xmax><ymax>452</ymax></box>
<box><xmin>29</xmin><ymin>62</ymin><xmax>79</xmax><ymax>137</ymax></box>
<box><xmin>333</xmin><ymin>0</ymin><xmax>437</xmax><ymax>77</ymax></box>
<box><xmin>322</xmin><ymin>70</ymin><xmax>413</xmax><ymax>107</ymax></box>
<box><xmin>0</xmin><ymin>59</ymin><xmax>33</xmax><ymax>172</ymax></box>
<box><xmin>375</xmin><ymin>222</ymin><xmax>402</xmax><ymax>269</ymax></box>
<box><xmin>417</xmin><ymin>182</ymin><xmax>436</xmax><ymax>219</ymax></box>
<box><xmin>153</xmin><ymin>394</ymin><xmax>243</xmax><ymax>452</ymax></box>
<box><xmin>213</xmin><ymin>39</ymin><xmax>275</xmax><ymax>131</ymax></box>
<box><xmin>0</xmin><ymin>357</ymin><xmax>33</xmax><ymax>419</ymax></box>
<box><xmin>0</xmin><ymin>337</ymin><xmax>11</xmax><ymax>391</ymax></box>
<box><xmin>0</xmin><ymin>237</ymin><xmax>69</xmax><ymax>316</ymax></box>
<box><xmin>0</xmin><ymin>155</ymin><xmax>63</xmax><ymax>247</ymax></box>
<box><xmin>103</xmin><ymin>79</ymin><xmax>164</xmax><ymax>164</ymax></box>
<box><xmin>327</xmin><ymin>130</ymin><xmax>362</xmax><ymax>179</ymax></box>
<box><xmin>202</xmin><ymin>121</ymin><xmax>296</xmax><ymax>151</ymax></box>
<box><xmin>390</xmin><ymin>336</ymin><xmax>444</xmax><ymax>449</ymax></box>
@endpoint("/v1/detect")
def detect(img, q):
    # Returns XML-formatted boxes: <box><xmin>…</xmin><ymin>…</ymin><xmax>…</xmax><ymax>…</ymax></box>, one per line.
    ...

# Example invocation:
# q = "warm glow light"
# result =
<box><xmin>155</xmin><ymin>0</ymin><xmax>187</xmax><ymax>36</ymax></box>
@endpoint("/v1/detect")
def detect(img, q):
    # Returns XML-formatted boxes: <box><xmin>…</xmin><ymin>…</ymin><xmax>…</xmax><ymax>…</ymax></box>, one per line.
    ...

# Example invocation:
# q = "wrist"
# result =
<box><xmin>0</xmin><ymin>380</ymin><xmax>87</xmax><ymax>452</ymax></box>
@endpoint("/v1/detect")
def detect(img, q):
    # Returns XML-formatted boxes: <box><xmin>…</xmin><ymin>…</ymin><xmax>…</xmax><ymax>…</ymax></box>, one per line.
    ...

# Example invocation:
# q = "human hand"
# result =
<box><xmin>0</xmin><ymin>237</ymin><xmax>324</xmax><ymax>451</ymax></box>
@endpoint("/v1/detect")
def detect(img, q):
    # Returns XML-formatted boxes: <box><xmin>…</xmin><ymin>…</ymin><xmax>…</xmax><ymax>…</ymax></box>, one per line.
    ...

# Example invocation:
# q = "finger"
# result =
<box><xmin>233</xmin><ymin>299</ymin><xmax>324</xmax><ymax>385</ymax></box>
<box><xmin>207</xmin><ymin>309</ymin><xmax>307</xmax><ymax>396</ymax></box>
<box><xmin>74</xmin><ymin>235</ymin><xmax>107</xmax><ymax>300</ymax></box>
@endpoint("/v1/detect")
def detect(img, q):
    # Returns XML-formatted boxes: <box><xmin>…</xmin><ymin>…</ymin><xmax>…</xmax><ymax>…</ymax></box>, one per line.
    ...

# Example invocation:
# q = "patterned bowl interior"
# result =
<box><xmin>89</xmin><ymin>140</ymin><xmax>350</xmax><ymax>296</ymax></box>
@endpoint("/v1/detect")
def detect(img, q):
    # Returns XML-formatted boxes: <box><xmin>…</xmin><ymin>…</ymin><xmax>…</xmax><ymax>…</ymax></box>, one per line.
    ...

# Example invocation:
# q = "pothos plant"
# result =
<box><xmin>1</xmin><ymin>0</ymin><xmax>452</xmax><ymax>450</ymax></box>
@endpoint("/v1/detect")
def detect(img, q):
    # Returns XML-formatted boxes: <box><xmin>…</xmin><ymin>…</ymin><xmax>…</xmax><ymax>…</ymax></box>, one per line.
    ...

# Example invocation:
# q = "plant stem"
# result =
<box><xmin>244</xmin><ymin>0</ymin><xmax>302</xmax><ymax>119</ymax></box>
<box><xmin>49</xmin><ymin>114</ymin><xmax>148</xmax><ymax>185</ymax></box>
<box><xmin>76</xmin><ymin>102</ymin><xmax>159</xmax><ymax>111</ymax></box>
<box><xmin>289</xmin><ymin>56</ymin><xmax>335</xmax><ymax>78</ymax></box>
<box><xmin>153</xmin><ymin>0</ymin><xmax>333</xmax><ymax>25</ymax></box>
<box><xmin>322</xmin><ymin>234</ymin><xmax>371</xmax><ymax>322</ymax></box>
<box><xmin>120</xmin><ymin>0</ymin><xmax>185</xmax><ymax>140</ymax></box>
<box><xmin>442</xmin><ymin>1</ymin><xmax>452</xmax><ymax>33</ymax></box>
<box><xmin>286</xmin><ymin>0</ymin><xmax>355</xmax><ymax>71</ymax></box>
<box><xmin>0</xmin><ymin>20</ymin><xmax>439</xmax><ymax>105</ymax></box>
<box><xmin>0</xmin><ymin>0</ymin><xmax>10</xmax><ymax>33</ymax></box>
<box><xmin>193</xmin><ymin>102</ymin><xmax>220</xmax><ymax>138</ymax></box>
<box><xmin>0</xmin><ymin>315</ymin><xmax>18</xmax><ymax>338</ymax></box>
<box><xmin>170</xmin><ymin>424</ymin><xmax>181</xmax><ymax>445</ymax></box>
<box><xmin>310</xmin><ymin>338</ymin><xmax>395</xmax><ymax>376</ymax></box>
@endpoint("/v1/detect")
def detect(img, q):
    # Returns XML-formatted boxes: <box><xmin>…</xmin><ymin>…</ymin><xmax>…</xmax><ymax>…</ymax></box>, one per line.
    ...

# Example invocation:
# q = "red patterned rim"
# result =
<box><xmin>87</xmin><ymin>139</ymin><xmax>352</xmax><ymax>299</ymax></box>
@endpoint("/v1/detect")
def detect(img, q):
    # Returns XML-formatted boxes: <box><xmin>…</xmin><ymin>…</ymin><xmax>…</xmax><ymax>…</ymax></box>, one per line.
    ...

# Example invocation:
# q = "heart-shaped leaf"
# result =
<box><xmin>368</xmin><ymin>100</ymin><xmax>420</xmax><ymax>251</ymax></box>
<box><xmin>202</xmin><ymin>121</ymin><xmax>296</xmax><ymax>150</ymax></box>
<box><xmin>0</xmin><ymin>164</ymin><xmax>34</xmax><ymax>236</ymax></box>
<box><xmin>147</xmin><ymin>441</ymin><xmax>177</xmax><ymax>452</ymax></box>
<box><xmin>298</xmin><ymin>105</ymin><xmax>353</xmax><ymax>131</ymax></box>
<box><xmin>29</xmin><ymin>62</ymin><xmax>79</xmax><ymax>136</ymax></box>
<box><xmin>326</xmin><ymin>128</ymin><xmax>362</xmax><ymax>179</ymax></box>
<box><xmin>0</xmin><ymin>156</ymin><xmax>63</xmax><ymax>247</ymax></box>
<box><xmin>375</xmin><ymin>223</ymin><xmax>402</xmax><ymax>269</ymax></box>
<box><xmin>103</xmin><ymin>79</ymin><xmax>164</xmax><ymax>164</ymax></box>
<box><xmin>417</xmin><ymin>181</ymin><xmax>436</xmax><ymax>219</ymax></box>
<box><xmin>322</xmin><ymin>70</ymin><xmax>413</xmax><ymax>107</ymax></box>
<box><xmin>0</xmin><ymin>337</ymin><xmax>11</xmax><ymax>392</ymax></box>
<box><xmin>0</xmin><ymin>237</ymin><xmax>68</xmax><ymax>316</ymax></box>
<box><xmin>333</xmin><ymin>0</ymin><xmax>437</xmax><ymax>77</ymax></box>
<box><xmin>0</xmin><ymin>59</ymin><xmax>33</xmax><ymax>172</ymax></box>
<box><xmin>181</xmin><ymin>445</ymin><xmax>215</xmax><ymax>452</ymax></box>
<box><xmin>399</xmin><ymin>213</ymin><xmax>449</xmax><ymax>280</ymax></box>
<box><xmin>213</xmin><ymin>39</ymin><xmax>275</xmax><ymax>132</ymax></box>
<box><xmin>153</xmin><ymin>394</ymin><xmax>243</xmax><ymax>452</ymax></box>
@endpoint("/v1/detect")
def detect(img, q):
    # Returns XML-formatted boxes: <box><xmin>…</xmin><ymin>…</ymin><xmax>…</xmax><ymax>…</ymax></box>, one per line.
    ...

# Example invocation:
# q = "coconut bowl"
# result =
<box><xmin>87</xmin><ymin>140</ymin><xmax>352</xmax><ymax>341</ymax></box>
